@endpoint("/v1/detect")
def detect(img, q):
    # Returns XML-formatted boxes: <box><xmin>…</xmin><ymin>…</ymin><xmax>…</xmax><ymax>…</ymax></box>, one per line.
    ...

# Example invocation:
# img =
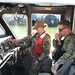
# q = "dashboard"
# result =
<box><xmin>0</xmin><ymin>36</ymin><xmax>19</xmax><ymax>69</ymax></box>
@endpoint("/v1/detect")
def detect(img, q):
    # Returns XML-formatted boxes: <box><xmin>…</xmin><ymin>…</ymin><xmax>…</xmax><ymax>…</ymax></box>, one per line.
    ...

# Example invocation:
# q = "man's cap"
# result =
<box><xmin>33</xmin><ymin>21</ymin><xmax>47</xmax><ymax>29</ymax></box>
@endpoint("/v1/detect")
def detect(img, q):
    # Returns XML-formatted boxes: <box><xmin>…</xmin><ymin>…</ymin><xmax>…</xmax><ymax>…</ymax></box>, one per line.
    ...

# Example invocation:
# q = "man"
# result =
<box><xmin>12</xmin><ymin>21</ymin><xmax>51</xmax><ymax>75</ymax></box>
<box><xmin>51</xmin><ymin>20</ymin><xmax>75</xmax><ymax>75</ymax></box>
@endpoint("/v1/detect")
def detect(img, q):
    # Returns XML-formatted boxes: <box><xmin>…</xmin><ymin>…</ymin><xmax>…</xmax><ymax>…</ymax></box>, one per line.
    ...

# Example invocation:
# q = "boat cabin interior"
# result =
<box><xmin>0</xmin><ymin>1</ymin><xmax>75</xmax><ymax>75</ymax></box>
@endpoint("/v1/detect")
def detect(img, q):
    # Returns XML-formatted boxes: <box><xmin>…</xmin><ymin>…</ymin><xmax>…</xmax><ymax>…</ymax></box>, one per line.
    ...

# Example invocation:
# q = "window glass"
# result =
<box><xmin>0</xmin><ymin>24</ymin><xmax>6</xmax><ymax>35</ymax></box>
<box><xmin>3</xmin><ymin>14</ymin><xmax>28</xmax><ymax>39</ymax></box>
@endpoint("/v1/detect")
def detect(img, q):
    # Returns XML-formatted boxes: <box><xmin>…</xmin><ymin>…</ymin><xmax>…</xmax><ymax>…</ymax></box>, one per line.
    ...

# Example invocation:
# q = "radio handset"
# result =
<box><xmin>58</xmin><ymin>36</ymin><xmax>65</xmax><ymax>45</ymax></box>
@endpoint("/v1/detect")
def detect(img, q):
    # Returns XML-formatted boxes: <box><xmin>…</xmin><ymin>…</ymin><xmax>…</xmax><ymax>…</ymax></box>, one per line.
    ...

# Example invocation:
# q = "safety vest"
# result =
<box><xmin>29</xmin><ymin>31</ymin><xmax>37</xmax><ymax>40</ymax></box>
<box><xmin>32</xmin><ymin>32</ymin><xmax>47</xmax><ymax>56</ymax></box>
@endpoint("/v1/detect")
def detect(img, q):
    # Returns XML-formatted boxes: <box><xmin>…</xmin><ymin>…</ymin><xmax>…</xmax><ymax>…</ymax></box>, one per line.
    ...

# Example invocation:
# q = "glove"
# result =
<box><xmin>12</xmin><ymin>39</ymin><xmax>18</xmax><ymax>44</ymax></box>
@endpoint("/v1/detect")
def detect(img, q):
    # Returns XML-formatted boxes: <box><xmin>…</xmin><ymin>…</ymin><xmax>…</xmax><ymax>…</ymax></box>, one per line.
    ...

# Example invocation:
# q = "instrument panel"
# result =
<box><xmin>0</xmin><ymin>36</ymin><xmax>19</xmax><ymax>69</ymax></box>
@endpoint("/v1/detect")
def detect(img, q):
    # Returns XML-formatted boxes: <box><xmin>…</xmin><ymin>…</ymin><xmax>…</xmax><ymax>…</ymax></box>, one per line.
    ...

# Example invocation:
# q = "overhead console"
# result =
<box><xmin>0</xmin><ymin>35</ymin><xmax>19</xmax><ymax>69</ymax></box>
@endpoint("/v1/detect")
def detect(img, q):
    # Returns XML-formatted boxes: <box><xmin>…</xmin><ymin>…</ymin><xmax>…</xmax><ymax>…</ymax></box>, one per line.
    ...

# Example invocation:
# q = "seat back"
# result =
<box><xmin>40</xmin><ymin>56</ymin><xmax>52</xmax><ymax>73</ymax></box>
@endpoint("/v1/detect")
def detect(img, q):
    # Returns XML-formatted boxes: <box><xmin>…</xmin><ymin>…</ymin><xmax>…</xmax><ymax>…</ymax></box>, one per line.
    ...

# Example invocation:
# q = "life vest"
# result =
<box><xmin>30</xmin><ymin>30</ymin><xmax>37</xmax><ymax>39</ymax></box>
<box><xmin>32</xmin><ymin>32</ymin><xmax>47</xmax><ymax>56</ymax></box>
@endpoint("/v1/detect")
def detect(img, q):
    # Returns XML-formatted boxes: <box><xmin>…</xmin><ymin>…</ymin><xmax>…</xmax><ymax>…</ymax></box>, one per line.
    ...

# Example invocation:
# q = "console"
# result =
<box><xmin>0</xmin><ymin>36</ymin><xmax>19</xmax><ymax>69</ymax></box>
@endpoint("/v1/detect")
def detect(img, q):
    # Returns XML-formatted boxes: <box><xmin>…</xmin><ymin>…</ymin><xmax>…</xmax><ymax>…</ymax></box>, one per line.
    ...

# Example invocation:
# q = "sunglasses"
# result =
<box><xmin>58</xmin><ymin>27</ymin><xmax>67</xmax><ymax>32</ymax></box>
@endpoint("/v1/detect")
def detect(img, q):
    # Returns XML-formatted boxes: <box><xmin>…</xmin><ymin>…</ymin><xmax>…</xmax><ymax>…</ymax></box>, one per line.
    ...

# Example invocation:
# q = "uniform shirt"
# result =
<box><xmin>51</xmin><ymin>33</ymin><xmax>75</xmax><ymax>72</ymax></box>
<box><xmin>17</xmin><ymin>32</ymin><xmax>51</xmax><ymax>59</ymax></box>
<box><xmin>60</xmin><ymin>34</ymin><xmax>75</xmax><ymax>64</ymax></box>
<box><xmin>53</xmin><ymin>33</ymin><xmax>75</xmax><ymax>64</ymax></box>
